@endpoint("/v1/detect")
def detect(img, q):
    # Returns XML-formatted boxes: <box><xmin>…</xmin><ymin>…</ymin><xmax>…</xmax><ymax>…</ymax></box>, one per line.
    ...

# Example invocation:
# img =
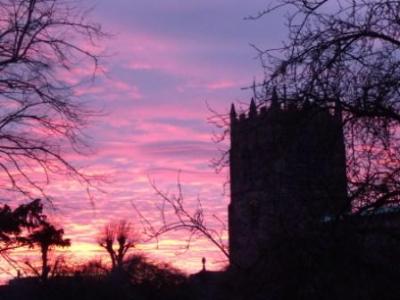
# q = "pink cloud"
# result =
<box><xmin>206</xmin><ymin>80</ymin><xmax>238</xmax><ymax>90</ymax></box>
<box><xmin>0</xmin><ymin>4</ymin><xmax>263</xmax><ymax>281</ymax></box>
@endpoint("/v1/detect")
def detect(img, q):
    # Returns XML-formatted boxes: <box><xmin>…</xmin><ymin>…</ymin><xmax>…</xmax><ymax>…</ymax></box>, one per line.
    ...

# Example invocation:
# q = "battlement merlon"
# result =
<box><xmin>229</xmin><ymin>98</ymin><xmax>343</xmax><ymax>127</ymax></box>
<box><xmin>249</xmin><ymin>98</ymin><xmax>257</xmax><ymax>119</ymax></box>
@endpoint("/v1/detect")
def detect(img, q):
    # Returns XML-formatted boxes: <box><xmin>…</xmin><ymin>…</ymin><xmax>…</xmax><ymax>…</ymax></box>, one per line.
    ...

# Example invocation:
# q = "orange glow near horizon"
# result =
<box><xmin>0</xmin><ymin>0</ymin><xmax>276</xmax><ymax>283</ymax></box>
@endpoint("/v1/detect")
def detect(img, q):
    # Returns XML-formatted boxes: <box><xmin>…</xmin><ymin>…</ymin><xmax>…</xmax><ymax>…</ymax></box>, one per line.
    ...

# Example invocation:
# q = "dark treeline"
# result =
<box><xmin>0</xmin><ymin>256</ymin><xmax>190</xmax><ymax>300</ymax></box>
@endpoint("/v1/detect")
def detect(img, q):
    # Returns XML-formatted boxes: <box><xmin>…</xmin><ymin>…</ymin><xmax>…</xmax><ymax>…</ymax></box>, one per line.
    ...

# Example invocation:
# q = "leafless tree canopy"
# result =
<box><xmin>131</xmin><ymin>2</ymin><xmax>400</xmax><ymax>270</ymax></box>
<box><xmin>250</xmin><ymin>0</ymin><xmax>400</xmax><ymax>214</ymax></box>
<box><xmin>98</xmin><ymin>220</ymin><xmax>139</xmax><ymax>271</ymax></box>
<box><xmin>0</xmin><ymin>0</ymin><xmax>105</xmax><ymax>200</ymax></box>
<box><xmin>134</xmin><ymin>177</ymin><xmax>229</xmax><ymax>260</ymax></box>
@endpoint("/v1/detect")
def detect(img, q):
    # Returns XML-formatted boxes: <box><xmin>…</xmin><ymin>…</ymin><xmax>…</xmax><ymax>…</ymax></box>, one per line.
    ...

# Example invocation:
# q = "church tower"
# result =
<box><xmin>228</xmin><ymin>93</ymin><xmax>348</xmax><ymax>268</ymax></box>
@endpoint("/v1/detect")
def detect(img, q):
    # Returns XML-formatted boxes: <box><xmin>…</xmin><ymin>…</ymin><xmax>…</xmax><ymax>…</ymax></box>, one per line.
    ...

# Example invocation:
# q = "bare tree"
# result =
<box><xmin>133</xmin><ymin>175</ymin><xmax>229</xmax><ymax>262</ymax></box>
<box><xmin>245</xmin><ymin>0</ymin><xmax>400</xmax><ymax>215</ymax></box>
<box><xmin>98</xmin><ymin>220</ymin><xmax>139</xmax><ymax>271</ymax></box>
<box><xmin>0</xmin><ymin>0</ymin><xmax>106</xmax><ymax>200</ymax></box>
<box><xmin>134</xmin><ymin>5</ymin><xmax>400</xmax><ymax>293</ymax></box>
<box><xmin>209</xmin><ymin>2</ymin><xmax>400</xmax><ymax>298</ymax></box>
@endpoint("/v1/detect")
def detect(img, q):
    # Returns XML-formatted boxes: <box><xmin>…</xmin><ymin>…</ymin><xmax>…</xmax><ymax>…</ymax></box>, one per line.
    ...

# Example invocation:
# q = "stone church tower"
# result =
<box><xmin>228</xmin><ymin>91</ymin><xmax>348</xmax><ymax>268</ymax></box>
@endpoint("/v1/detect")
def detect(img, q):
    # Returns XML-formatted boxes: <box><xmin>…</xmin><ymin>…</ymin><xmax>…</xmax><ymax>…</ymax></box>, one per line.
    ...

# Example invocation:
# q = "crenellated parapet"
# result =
<box><xmin>230</xmin><ymin>95</ymin><xmax>342</xmax><ymax>136</ymax></box>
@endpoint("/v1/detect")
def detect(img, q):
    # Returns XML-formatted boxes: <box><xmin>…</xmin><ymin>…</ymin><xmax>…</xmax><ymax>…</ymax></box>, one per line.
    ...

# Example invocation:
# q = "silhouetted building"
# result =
<box><xmin>228</xmin><ymin>92</ymin><xmax>348</xmax><ymax>268</ymax></box>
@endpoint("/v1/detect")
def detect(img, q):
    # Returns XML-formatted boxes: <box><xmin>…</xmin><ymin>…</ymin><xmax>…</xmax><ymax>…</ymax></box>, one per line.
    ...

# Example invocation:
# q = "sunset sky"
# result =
<box><xmin>5</xmin><ymin>0</ymin><xmax>288</xmax><ymax>278</ymax></box>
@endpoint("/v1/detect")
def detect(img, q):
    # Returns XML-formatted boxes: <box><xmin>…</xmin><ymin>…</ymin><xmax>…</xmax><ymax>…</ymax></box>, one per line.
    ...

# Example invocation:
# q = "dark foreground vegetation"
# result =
<box><xmin>1</xmin><ymin>235</ymin><xmax>400</xmax><ymax>300</ymax></box>
<box><xmin>0</xmin><ymin>255</ymin><xmax>190</xmax><ymax>300</ymax></box>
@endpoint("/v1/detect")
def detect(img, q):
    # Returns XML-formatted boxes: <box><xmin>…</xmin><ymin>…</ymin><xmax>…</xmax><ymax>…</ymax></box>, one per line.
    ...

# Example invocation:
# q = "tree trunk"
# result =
<box><xmin>41</xmin><ymin>246</ymin><xmax>49</xmax><ymax>281</ymax></box>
